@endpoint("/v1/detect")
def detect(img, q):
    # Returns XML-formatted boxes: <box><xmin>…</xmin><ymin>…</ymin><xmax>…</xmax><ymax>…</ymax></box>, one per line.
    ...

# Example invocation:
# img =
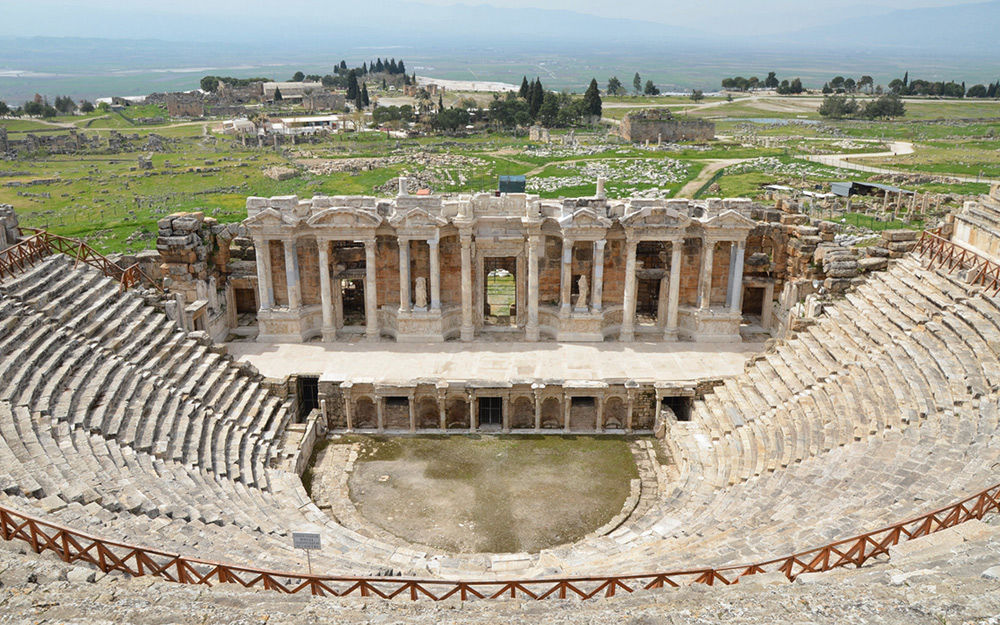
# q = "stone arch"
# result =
<box><xmin>446</xmin><ymin>397</ymin><xmax>469</xmax><ymax>429</ymax></box>
<box><xmin>511</xmin><ymin>396</ymin><xmax>534</xmax><ymax>429</ymax></box>
<box><xmin>354</xmin><ymin>396</ymin><xmax>377</xmax><ymax>429</ymax></box>
<box><xmin>604</xmin><ymin>396</ymin><xmax>626</xmax><ymax>430</ymax></box>
<box><xmin>540</xmin><ymin>397</ymin><xmax>562</xmax><ymax>429</ymax></box>
<box><xmin>416</xmin><ymin>396</ymin><xmax>439</xmax><ymax>429</ymax></box>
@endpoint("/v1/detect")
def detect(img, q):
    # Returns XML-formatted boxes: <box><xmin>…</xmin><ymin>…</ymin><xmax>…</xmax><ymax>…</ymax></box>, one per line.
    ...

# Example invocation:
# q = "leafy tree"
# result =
<box><xmin>22</xmin><ymin>101</ymin><xmax>43</xmax><ymax>116</ymax></box>
<box><xmin>0</xmin><ymin>101</ymin><xmax>8</xmax><ymax>116</ymax></box>
<box><xmin>607</xmin><ymin>76</ymin><xmax>624</xmax><ymax>96</ymax></box>
<box><xmin>843</xmin><ymin>78</ymin><xmax>856</xmax><ymax>93</ymax></box>
<box><xmin>690</xmin><ymin>89</ymin><xmax>704</xmax><ymax>102</ymax></box>
<box><xmin>41</xmin><ymin>104</ymin><xmax>57</xmax><ymax>118</ymax></box>
<box><xmin>583</xmin><ymin>78</ymin><xmax>602</xmax><ymax>117</ymax></box>
<box><xmin>830</xmin><ymin>76</ymin><xmax>845</xmax><ymax>92</ymax></box>
<box><xmin>273</xmin><ymin>86</ymin><xmax>283</xmax><ymax>102</ymax></box>
<box><xmin>790</xmin><ymin>78</ymin><xmax>803</xmax><ymax>94</ymax></box>
<box><xmin>643</xmin><ymin>79</ymin><xmax>660</xmax><ymax>96</ymax></box>
<box><xmin>862</xmin><ymin>93</ymin><xmax>905</xmax><ymax>119</ymax></box>
<box><xmin>78</xmin><ymin>100</ymin><xmax>93</xmax><ymax>114</ymax></box>
<box><xmin>776</xmin><ymin>79</ymin><xmax>791</xmax><ymax>94</ymax></box>
<box><xmin>822</xmin><ymin>83</ymin><xmax>833</xmax><ymax>94</ymax></box>
<box><xmin>538</xmin><ymin>91</ymin><xmax>560</xmax><ymax>126</ymax></box>
<box><xmin>434</xmin><ymin>107</ymin><xmax>470</xmax><ymax>131</ymax></box>
<box><xmin>292</xmin><ymin>71</ymin><xmax>305</xmax><ymax>82</ymax></box>
<box><xmin>859</xmin><ymin>75</ymin><xmax>874</xmax><ymax>94</ymax></box>
<box><xmin>818</xmin><ymin>94</ymin><xmax>858</xmax><ymax>119</ymax></box>
<box><xmin>764</xmin><ymin>72</ymin><xmax>779</xmax><ymax>89</ymax></box>
<box><xmin>54</xmin><ymin>95</ymin><xmax>76</xmax><ymax>114</ymax></box>
<box><xmin>967</xmin><ymin>84</ymin><xmax>988</xmax><ymax>98</ymax></box>
<box><xmin>200</xmin><ymin>76</ymin><xmax>220</xmax><ymax>92</ymax></box>
<box><xmin>748</xmin><ymin>76</ymin><xmax>759</xmax><ymax>91</ymax></box>
<box><xmin>633</xmin><ymin>72</ymin><xmax>642</xmax><ymax>94</ymax></box>
<box><xmin>518</xmin><ymin>76</ymin><xmax>529</xmax><ymax>99</ymax></box>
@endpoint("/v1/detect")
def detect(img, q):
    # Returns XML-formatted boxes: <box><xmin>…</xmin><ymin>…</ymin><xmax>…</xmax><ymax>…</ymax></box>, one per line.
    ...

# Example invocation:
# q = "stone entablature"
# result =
<box><xmin>242</xmin><ymin>187</ymin><xmax>755</xmax><ymax>343</ymax></box>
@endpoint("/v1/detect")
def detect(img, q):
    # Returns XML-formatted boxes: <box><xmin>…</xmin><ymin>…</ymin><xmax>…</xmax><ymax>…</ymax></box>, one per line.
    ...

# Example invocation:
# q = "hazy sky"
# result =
<box><xmin>3</xmin><ymin>0</ymin><xmax>985</xmax><ymax>36</ymax></box>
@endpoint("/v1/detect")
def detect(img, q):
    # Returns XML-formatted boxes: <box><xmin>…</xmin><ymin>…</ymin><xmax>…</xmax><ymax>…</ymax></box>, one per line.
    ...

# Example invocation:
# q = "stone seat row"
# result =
<box><xmin>0</xmin><ymin>256</ymin><xmax>426</xmax><ymax>575</ymax></box>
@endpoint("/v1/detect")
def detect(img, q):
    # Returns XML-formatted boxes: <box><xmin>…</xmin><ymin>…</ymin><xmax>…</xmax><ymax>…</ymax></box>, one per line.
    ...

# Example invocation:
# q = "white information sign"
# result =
<box><xmin>293</xmin><ymin>532</ymin><xmax>322</xmax><ymax>551</ymax></box>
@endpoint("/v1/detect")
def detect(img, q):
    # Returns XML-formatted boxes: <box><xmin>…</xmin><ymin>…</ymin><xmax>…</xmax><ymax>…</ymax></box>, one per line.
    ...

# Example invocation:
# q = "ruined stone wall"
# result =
<box><xmin>0</xmin><ymin>204</ymin><xmax>19</xmax><ymax>250</ymax></box>
<box><xmin>678</xmin><ymin>238</ymin><xmax>702</xmax><ymax>306</ymax></box>
<box><xmin>440</xmin><ymin>236</ymin><xmax>462</xmax><ymax>307</ymax></box>
<box><xmin>297</xmin><ymin>239</ymin><xmax>320</xmax><ymax>307</ymax></box>
<box><xmin>376</xmin><ymin>237</ymin><xmax>400</xmax><ymax>310</ymax></box>
<box><xmin>709</xmin><ymin>241</ymin><xmax>733</xmax><ymax>307</ymax></box>
<box><xmin>165</xmin><ymin>94</ymin><xmax>205</xmax><ymax>118</ymax></box>
<box><xmin>539</xmin><ymin>236</ymin><xmax>562</xmax><ymax>306</ymax></box>
<box><xmin>269</xmin><ymin>241</ymin><xmax>288</xmax><ymax>307</ymax></box>
<box><xmin>602</xmin><ymin>238</ymin><xmax>626</xmax><ymax>307</ymax></box>
<box><xmin>620</xmin><ymin>117</ymin><xmax>715</xmax><ymax>143</ymax></box>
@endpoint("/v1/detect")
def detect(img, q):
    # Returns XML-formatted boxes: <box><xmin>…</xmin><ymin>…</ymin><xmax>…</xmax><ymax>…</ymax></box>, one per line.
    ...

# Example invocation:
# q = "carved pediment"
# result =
<box><xmin>702</xmin><ymin>209</ymin><xmax>756</xmax><ymax>231</ymax></box>
<box><xmin>306</xmin><ymin>207</ymin><xmax>382</xmax><ymax>229</ymax></box>
<box><xmin>388</xmin><ymin>207</ymin><xmax>448</xmax><ymax>230</ymax></box>
<box><xmin>559</xmin><ymin>208</ymin><xmax>612</xmax><ymax>230</ymax></box>
<box><xmin>620</xmin><ymin>206</ymin><xmax>691</xmax><ymax>230</ymax></box>
<box><xmin>243</xmin><ymin>207</ymin><xmax>288</xmax><ymax>227</ymax></box>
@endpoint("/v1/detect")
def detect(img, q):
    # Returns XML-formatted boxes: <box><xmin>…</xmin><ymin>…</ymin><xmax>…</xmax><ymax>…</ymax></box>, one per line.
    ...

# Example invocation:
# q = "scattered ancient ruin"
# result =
<box><xmin>620</xmin><ymin>109</ymin><xmax>716</xmax><ymax>143</ymax></box>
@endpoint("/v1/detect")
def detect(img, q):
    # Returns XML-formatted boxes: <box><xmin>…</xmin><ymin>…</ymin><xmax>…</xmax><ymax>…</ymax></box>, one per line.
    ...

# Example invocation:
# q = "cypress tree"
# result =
<box><xmin>273</xmin><ymin>86</ymin><xmax>283</xmax><ymax>102</ymax></box>
<box><xmin>518</xmin><ymin>76</ymin><xmax>529</xmax><ymax>99</ymax></box>
<box><xmin>398</xmin><ymin>60</ymin><xmax>405</xmax><ymax>75</ymax></box>
<box><xmin>346</xmin><ymin>70</ymin><xmax>359</xmax><ymax>101</ymax></box>
<box><xmin>361</xmin><ymin>83</ymin><xmax>370</xmax><ymax>107</ymax></box>
<box><xmin>583</xmin><ymin>78</ymin><xmax>602</xmax><ymax>117</ymax></box>
<box><xmin>529</xmin><ymin>78</ymin><xmax>544</xmax><ymax>118</ymax></box>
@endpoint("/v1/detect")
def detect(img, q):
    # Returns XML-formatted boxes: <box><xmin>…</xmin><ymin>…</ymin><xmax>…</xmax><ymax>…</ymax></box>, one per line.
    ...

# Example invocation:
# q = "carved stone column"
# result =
<box><xmin>728</xmin><ymin>241</ymin><xmax>746</xmax><ymax>313</ymax></box>
<box><xmin>428</xmin><ymin>237</ymin><xmax>441</xmax><ymax>311</ymax></box>
<box><xmin>253</xmin><ymin>237</ymin><xmax>274</xmax><ymax>310</ymax></box>
<box><xmin>460</xmin><ymin>232</ymin><xmax>474</xmax><ymax>341</ymax></box>
<box><xmin>591</xmin><ymin>239</ymin><xmax>605</xmax><ymax>312</ymax></box>
<box><xmin>697</xmin><ymin>238</ymin><xmax>715</xmax><ymax>310</ymax></box>
<box><xmin>364</xmin><ymin>238</ymin><xmax>379</xmax><ymax>341</ymax></box>
<box><xmin>526</xmin><ymin>233</ymin><xmax>540</xmax><ymax>341</ymax></box>
<box><xmin>282</xmin><ymin>237</ymin><xmax>301</xmax><ymax>309</ymax></box>
<box><xmin>620</xmin><ymin>236</ymin><xmax>638</xmax><ymax>341</ymax></box>
<box><xmin>398</xmin><ymin>236</ymin><xmax>411</xmax><ymax>313</ymax></box>
<box><xmin>666</xmin><ymin>239</ymin><xmax>683</xmax><ymax>339</ymax></box>
<box><xmin>559</xmin><ymin>238</ymin><xmax>574</xmax><ymax>316</ymax></box>
<box><xmin>317</xmin><ymin>239</ymin><xmax>335</xmax><ymax>341</ymax></box>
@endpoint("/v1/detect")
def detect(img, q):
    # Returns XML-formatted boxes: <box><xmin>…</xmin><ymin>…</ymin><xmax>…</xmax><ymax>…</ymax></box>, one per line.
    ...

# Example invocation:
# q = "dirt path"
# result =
<box><xmin>676</xmin><ymin>158</ymin><xmax>747</xmax><ymax>198</ymax></box>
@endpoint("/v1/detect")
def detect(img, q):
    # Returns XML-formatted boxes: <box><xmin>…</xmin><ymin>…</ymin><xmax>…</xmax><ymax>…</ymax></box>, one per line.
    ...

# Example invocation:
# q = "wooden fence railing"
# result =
<box><xmin>1</xmin><ymin>481</ymin><xmax>997</xmax><ymax>600</ymax></box>
<box><xmin>0</xmin><ymin>229</ymin><xmax>160</xmax><ymax>292</ymax></box>
<box><xmin>915</xmin><ymin>228</ymin><xmax>1000</xmax><ymax>295</ymax></box>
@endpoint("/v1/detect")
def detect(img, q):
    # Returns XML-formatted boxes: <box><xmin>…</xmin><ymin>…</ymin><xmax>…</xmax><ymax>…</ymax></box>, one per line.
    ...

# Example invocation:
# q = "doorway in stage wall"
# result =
<box><xmin>483</xmin><ymin>257</ymin><xmax>517</xmax><ymax>327</ymax></box>
<box><xmin>478</xmin><ymin>396</ymin><xmax>503</xmax><ymax>427</ymax></box>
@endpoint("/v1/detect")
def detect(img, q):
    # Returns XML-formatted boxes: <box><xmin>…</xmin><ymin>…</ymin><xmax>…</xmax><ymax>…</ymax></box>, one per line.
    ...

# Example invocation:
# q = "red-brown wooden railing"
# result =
<box><xmin>1</xmin><ymin>481</ymin><xmax>997</xmax><ymax>600</ymax></box>
<box><xmin>0</xmin><ymin>228</ymin><xmax>161</xmax><ymax>292</ymax></box>
<box><xmin>915</xmin><ymin>228</ymin><xmax>1000</xmax><ymax>295</ymax></box>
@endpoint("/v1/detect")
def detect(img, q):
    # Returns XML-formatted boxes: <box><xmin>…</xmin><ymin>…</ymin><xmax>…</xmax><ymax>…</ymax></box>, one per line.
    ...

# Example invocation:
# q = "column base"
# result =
<box><xmin>662</xmin><ymin>327</ymin><xmax>679</xmax><ymax>341</ymax></box>
<box><xmin>322</xmin><ymin>327</ymin><xmax>338</xmax><ymax>342</ymax></box>
<box><xmin>619</xmin><ymin>328</ymin><xmax>635</xmax><ymax>342</ymax></box>
<box><xmin>461</xmin><ymin>325</ymin><xmax>475</xmax><ymax>341</ymax></box>
<box><xmin>525</xmin><ymin>324</ymin><xmax>539</xmax><ymax>342</ymax></box>
<box><xmin>365</xmin><ymin>331</ymin><xmax>380</xmax><ymax>342</ymax></box>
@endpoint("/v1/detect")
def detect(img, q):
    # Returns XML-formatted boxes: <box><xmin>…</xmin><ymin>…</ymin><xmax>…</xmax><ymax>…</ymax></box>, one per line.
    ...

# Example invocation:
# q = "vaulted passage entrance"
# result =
<box><xmin>483</xmin><ymin>257</ymin><xmax>517</xmax><ymax>327</ymax></box>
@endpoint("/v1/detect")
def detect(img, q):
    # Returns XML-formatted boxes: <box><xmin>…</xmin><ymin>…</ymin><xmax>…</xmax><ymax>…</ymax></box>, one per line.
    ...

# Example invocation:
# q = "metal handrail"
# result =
<box><xmin>1</xmin><ymin>481</ymin><xmax>997</xmax><ymax>600</ymax></box>
<box><xmin>915</xmin><ymin>228</ymin><xmax>1000</xmax><ymax>295</ymax></box>
<box><xmin>0</xmin><ymin>228</ymin><xmax>161</xmax><ymax>293</ymax></box>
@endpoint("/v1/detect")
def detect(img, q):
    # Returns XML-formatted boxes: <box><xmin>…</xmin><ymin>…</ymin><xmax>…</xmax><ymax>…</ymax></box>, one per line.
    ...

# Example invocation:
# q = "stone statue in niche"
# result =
<box><xmin>575</xmin><ymin>275</ymin><xmax>589</xmax><ymax>310</ymax></box>
<box><xmin>414</xmin><ymin>276</ymin><xmax>428</xmax><ymax>310</ymax></box>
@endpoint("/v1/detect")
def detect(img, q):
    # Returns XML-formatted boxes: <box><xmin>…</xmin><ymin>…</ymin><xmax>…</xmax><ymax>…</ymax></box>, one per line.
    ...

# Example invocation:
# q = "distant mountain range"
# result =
<box><xmin>2</xmin><ymin>1</ymin><xmax>998</xmax><ymax>55</ymax></box>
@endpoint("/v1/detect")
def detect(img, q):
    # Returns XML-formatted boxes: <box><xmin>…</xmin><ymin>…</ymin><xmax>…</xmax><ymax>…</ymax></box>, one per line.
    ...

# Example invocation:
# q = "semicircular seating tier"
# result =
<box><xmin>0</xmin><ymin>252</ymin><xmax>998</xmax><ymax>579</ymax></box>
